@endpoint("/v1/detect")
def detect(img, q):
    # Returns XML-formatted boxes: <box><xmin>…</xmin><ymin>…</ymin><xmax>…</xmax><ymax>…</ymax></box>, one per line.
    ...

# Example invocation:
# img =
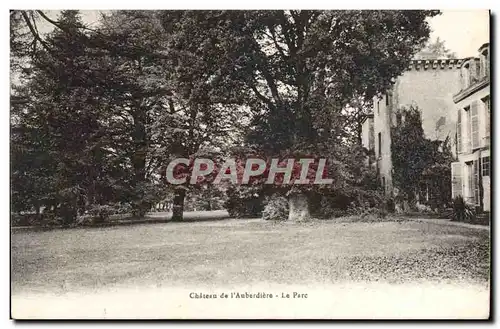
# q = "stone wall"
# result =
<box><xmin>367</xmin><ymin>59</ymin><xmax>463</xmax><ymax>196</ymax></box>
<box><xmin>393</xmin><ymin>60</ymin><xmax>462</xmax><ymax>143</ymax></box>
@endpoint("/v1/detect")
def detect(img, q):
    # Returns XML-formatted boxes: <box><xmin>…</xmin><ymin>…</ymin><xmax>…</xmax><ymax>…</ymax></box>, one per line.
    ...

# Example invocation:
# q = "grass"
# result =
<box><xmin>11</xmin><ymin>216</ymin><xmax>490</xmax><ymax>296</ymax></box>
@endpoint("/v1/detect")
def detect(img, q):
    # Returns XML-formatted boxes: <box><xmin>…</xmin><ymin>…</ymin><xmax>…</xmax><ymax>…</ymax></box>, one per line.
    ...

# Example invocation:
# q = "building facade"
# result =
<box><xmin>361</xmin><ymin>58</ymin><xmax>464</xmax><ymax>196</ymax></box>
<box><xmin>451</xmin><ymin>43</ymin><xmax>490</xmax><ymax>212</ymax></box>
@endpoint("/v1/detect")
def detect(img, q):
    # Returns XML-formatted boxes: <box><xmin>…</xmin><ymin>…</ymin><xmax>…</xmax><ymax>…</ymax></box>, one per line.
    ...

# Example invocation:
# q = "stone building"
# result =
<box><xmin>451</xmin><ymin>43</ymin><xmax>490</xmax><ymax>212</ymax></box>
<box><xmin>361</xmin><ymin>57</ymin><xmax>464</xmax><ymax>196</ymax></box>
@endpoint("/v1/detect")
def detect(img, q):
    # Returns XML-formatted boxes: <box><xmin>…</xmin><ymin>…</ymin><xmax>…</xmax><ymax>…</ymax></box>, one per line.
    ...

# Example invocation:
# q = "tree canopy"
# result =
<box><xmin>11</xmin><ymin>10</ymin><xmax>440</xmax><ymax>224</ymax></box>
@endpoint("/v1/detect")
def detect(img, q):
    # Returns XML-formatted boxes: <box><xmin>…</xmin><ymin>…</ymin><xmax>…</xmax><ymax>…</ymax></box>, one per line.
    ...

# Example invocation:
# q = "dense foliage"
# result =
<box><xmin>11</xmin><ymin>10</ymin><xmax>440</xmax><ymax>225</ymax></box>
<box><xmin>391</xmin><ymin>106</ymin><xmax>454</xmax><ymax>210</ymax></box>
<box><xmin>450</xmin><ymin>196</ymin><xmax>477</xmax><ymax>222</ymax></box>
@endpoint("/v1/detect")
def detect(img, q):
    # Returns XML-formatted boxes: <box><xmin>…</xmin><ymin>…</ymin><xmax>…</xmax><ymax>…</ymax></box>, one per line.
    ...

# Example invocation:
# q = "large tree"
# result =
<box><xmin>11</xmin><ymin>10</ymin><xmax>123</xmax><ymax>223</ymax></box>
<box><xmin>88</xmin><ymin>10</ymin><xmax>249</xmax><ymax>220</ymax></box>
<box><xmin>415</xmin><ymin>36</ymin><xmax>457</xmax><ymax>59</ymax></box>
<box><xmin>11</xmin><ymin>10</ymin><xmax>250</xmax><ymax>222</ymax></box>
<box><xmin>160</xmin><ymin>10</ymin><xmax>440</xmax><ymax>221</ymax></box>
<box><xmin>391</xmin><ymin>106</ymin><xmax>454</xmax><ymax>209</ymax></box>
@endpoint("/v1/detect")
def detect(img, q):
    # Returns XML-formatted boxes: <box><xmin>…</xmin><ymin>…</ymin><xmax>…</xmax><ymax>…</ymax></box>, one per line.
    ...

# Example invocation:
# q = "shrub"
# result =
<box><xmin>114</xmin><ymin>202</ymin><xmax>133</xmax><ymax>214</ymax></box>
<box><xmin>87</xmin><ymin>204</ymin><xmax>116</xmax><ymax>223</ymax></box>
<box><xmin>11</xmin><ymin>213</ymin><xmax>41</xmax><ymax>227</ymax></box>
<box><xmin>55</xmin><ymin>204</ymin><xmax>78</xmax><ymax>225</ymax></box>
<box><xmin>357</xmin><ymin>189</ymin><xmax>386</xmax><ymax>209</ymax></box>
<box><xmin>450</xmin><ymin>196</ymin><xmax>476</xmax><ymax>222</ymax></box>
<box><xmin>224</xmin><ymin>186</ymin><xmax>264</xmax><ymax>218</ymax></box>
<box><xmin>184</xmin><ymin>187</ymin><xmax>226</xmax><ymax>211</ymax></box>
<box><xmin>347</xmin><ymin>206</ymin><xmax>388</xmax><ymax>220</ymax></box>
<box><xmin>40</xmin><ymin>209</ymin><xmax>63</xmax><ymax>226</ymax></box>
<box><xmin>311</xmin><ymin>188</ymin><xmax>387</xmax><ymax>219</ymax></box>
<box><xmin>262</xmin><ymin>195</ymin><xmax>289</xmax><ymax>221</ymax></box>
<box><xmin>384</xmin><ymin>197</ymin><xmax>395</xmax><ymax>213</ymax></box>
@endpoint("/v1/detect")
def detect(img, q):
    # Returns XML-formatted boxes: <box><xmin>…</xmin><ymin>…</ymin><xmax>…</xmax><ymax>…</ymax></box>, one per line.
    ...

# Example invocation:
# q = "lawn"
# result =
<box><xmin>11</xmin><ymin>216</ymin><xmax>490</xmax><ymax>296</ymax></box>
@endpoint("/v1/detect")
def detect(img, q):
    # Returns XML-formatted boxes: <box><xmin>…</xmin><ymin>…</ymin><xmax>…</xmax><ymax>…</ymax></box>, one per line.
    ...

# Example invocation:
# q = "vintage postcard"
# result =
<box><xmin>10</xmin><ymin>9</ymin><xmax>491</xmax><ymax>319</ymax></box>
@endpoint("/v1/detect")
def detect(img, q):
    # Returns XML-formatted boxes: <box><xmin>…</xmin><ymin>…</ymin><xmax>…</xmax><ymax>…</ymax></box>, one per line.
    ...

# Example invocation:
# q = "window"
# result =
<box><xmin>462</xmin><ymin>63</ymin><xmax>470</xmax><ymax>89</ymax></box>
<box><xmin>466</xmin><ymin>161</ymin><xmax>479</xmax><ymax>205</ymax></box>
<box><xmin>473</xmin><ymin>160</ymin><xmax>480</xmax><ymax>205</ymax></box>
<box><xmin>470</xmin><ymin>101</ymin><xmax>479</xmax><ymax>150</ymax></box>
<box><xmin>465</xmin><ymin>106</ymin><xmax>471</xmax><ymax>152</ymax></box>
<box><xmin>451</xmin><ymin>162</ymin><xmax>462</xmax><ymax>199</ymax></box>
<box><xmin>482</xmin><ymin>156</ymin><xmax>490</xmax><ymax>177</ymax></box>
<box><xmin>368</xmin><ymin>120</ymin><xmax>374</xmax><ymax>150</ymax></box>
<box><xmin>482</xmin><ymin>96</ymin><xmax>490</xmax><ymax>146</ymax></box>
<box><xmin>486</xmin><ymin>50</ymin><xmax>490</xmax><ymax>77</ymax></box>
<box><xmin>385</xmin><ymin>93</ymin><xmax>391</xmax><ymax>107</ymax></box>
<box><xmin>377</xmin><ymin>100</ymin><xmax>380</xmax><ymax>115</ymax></box>
<box><xmin>378</xmin><ymin>132</ymin><xmax>382</xmax><ymax>158</ymax></box>
<box><xmin>473</xmin><ymin>59</ymin><xmax>481</xmax><ymax>83</ymax></box>
<box><xmin>457</xmin><ymin>109</ymin><xmax>462</xmax><ymax>153</ymax></box>
<box><xmin>481</xmin><ymin>49</ymin><xmax>489</xmax><ymax>78</ymax></box>
<box><xmin>382</xmin><ymin>176</ymin><xmax>386</xmax><ymax>191</ymax></box>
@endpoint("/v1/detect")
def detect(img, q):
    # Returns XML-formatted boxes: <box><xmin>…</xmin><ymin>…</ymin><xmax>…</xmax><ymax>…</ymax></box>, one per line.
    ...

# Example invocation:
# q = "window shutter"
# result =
<box><xmin>473</xmin><ymin>159</ymin><xmax>480</xmax><ymax>205</ymax></box>
<box><xmin>486</xmin><ymin>52</ymin><xmax>490</xmax><ymax>78</ymax></box>
<box><xmin>451</xmin><ymin>162</ymin><xmax>463</xmax><ymax>199</ymax></box>
<box><xmin>484</xmin><ymin>97</ymin><xmax>490</xmax><ymax>146</ymax></box>
<box><xmin>471</xmin><ymin>101</ymin><xmax>480</xmax><ymax>149</ymax></box>
<box><xmin>457</xmin><ymin>110</ymin><xmax>462</xmax><ymax>153</ymax></box>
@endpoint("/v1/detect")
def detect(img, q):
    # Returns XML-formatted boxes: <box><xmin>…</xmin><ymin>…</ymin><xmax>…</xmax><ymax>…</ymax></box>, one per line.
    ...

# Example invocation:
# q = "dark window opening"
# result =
<box><xmin>482</xmin><ymin>96</ymin><xmax>490</xmax><ymax>145</ymax></box>
<box><xmin>378</xmin><ymin>132</ymin><xmax>382</xmax><ymax>158</ymax></box>
<box><xmin>464</xmin><ymin>105</ymin><xmax>471</xmax><ymax>152</ymax></box>
<box><xmin>482</xmin><ymin>156</ymin><xmax>490</xmax><ymax>177</ymax></box>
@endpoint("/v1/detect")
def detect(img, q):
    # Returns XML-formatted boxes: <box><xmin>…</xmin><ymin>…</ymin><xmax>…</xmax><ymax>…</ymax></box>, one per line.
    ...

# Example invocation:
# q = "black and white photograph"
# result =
<box><xmin>9</xmin><ymin>8</ymin><xmax>491</xmax><ymax>319</ymax></box>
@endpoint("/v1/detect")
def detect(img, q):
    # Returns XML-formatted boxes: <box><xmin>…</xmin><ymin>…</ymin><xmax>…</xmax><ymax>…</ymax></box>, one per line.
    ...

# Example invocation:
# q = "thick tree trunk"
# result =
<box><xmin>130</xmin><ymin>104</ymin><xmax>149</xmax><ymax>218</ymax></box>
<box><xmin>288</xmin><ymin>193</ymin><xmax>310</xmax><ymax>222</ymax></box>
<box><xmin>171</xmin><ymin>188</ymin><xmax>186</xmax><ymax>221</ymax></box>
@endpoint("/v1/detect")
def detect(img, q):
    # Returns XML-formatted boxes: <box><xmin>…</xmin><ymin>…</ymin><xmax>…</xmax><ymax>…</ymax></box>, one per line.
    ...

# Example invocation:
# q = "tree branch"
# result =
<box><xmin>21</xmin><ymin>11</ymin><xmax>51</xmax><ymax>52</ymax></box>
<box><xmin>249</xmin><ymin>79</ymin><xmax>274</xmax><ymax>108</ymax></box>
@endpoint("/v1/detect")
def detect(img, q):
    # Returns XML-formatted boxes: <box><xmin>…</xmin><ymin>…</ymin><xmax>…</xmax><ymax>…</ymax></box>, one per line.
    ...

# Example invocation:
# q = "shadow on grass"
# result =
<box><xmin>401</xmin><ymin>211</ymin><xmax>490</xmax><ymax>226</ymax></box>
<box><xmin>11</xmin><ymin>210</ymin><xmax>234</xmax><ymax>232</ymax></box>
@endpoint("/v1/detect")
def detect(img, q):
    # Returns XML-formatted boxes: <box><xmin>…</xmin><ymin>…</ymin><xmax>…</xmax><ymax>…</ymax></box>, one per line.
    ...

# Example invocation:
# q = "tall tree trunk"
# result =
<box><xmin>171</xmin><ymin>188</ymin><xmax>186</xmax><ymax>221</ymax></box>
<box><xmin>288</xmin><ymin>193</ymin><xmax>310</xmax><ymax>222</ymax></box>
<box><xmin>131</xmin><ymin>105</ymin><xmax>149</xmax><ymax>217</ymax></box>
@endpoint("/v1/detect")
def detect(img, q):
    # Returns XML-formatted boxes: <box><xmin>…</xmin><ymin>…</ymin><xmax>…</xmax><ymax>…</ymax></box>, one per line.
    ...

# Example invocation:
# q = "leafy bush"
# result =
<box><xmin>87</xmin><ymin>204</ymin><xmax>116</xmax><ymax>223</ymax></box>
<box><xmin>224</xmin><ymin>186</ymin><xmax>264</xmax><ymax>218</ymax></box>
<box><xmin>450</xmin><ymin>196</ymin><xmax>476</xmax><ymax>222</ymax></box>
<box><xmin>11</xmin><ymin>213</ymin><xmax>40</xmax><ymax>227</ymax></box>
<box><xmin>40</xmin><ymin>209</ymin><xmax>63</xmax><ymax>226</ymax></box>
<box><xmin>313</xmin><ymin>195</ymin><xmax>352</xmax><ymax>218</ymax></box>
<box><xmin>311</xmin><ymin>188</ymin><xmax>387</xmax><ymax>219</ymax></box>
<box><xmin>262</xmin><ymin>195</ymin><xmax>289</xmax><ymax>221</ymax></box>
<box><xmin>384</xmin><ymin>197</ymin><xmax>395</xmax><ymax>213</ymax></box>
<box><xmin>358</xmin><ymin>207</ymin><xmax>388</xmax><ymax>219</ymax></box>
<box><xmin>337</xmin><ymin>194</ymin><xmax>393</xmax><ymax>221</ymax></box>
<box><xmin>114</xmin><ymin>202</ymin><xmax>133</xmax><ymax>214</ymax></box>
<box><xmin>184</xmin><ymin>187</ymin><xmax>226</xmax><ymax>211</ymax></box>
<box><xmin>11</xmin><ymin>209</ymin><xmax>66</xmax><ymax>227</ymax></box>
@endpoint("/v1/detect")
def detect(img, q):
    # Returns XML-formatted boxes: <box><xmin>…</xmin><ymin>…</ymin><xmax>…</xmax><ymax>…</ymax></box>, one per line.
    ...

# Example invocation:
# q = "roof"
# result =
<box><xmin>478</xmin><ymin>42</ymin><xmax>490</xmax><ymax>53</ymax></box>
